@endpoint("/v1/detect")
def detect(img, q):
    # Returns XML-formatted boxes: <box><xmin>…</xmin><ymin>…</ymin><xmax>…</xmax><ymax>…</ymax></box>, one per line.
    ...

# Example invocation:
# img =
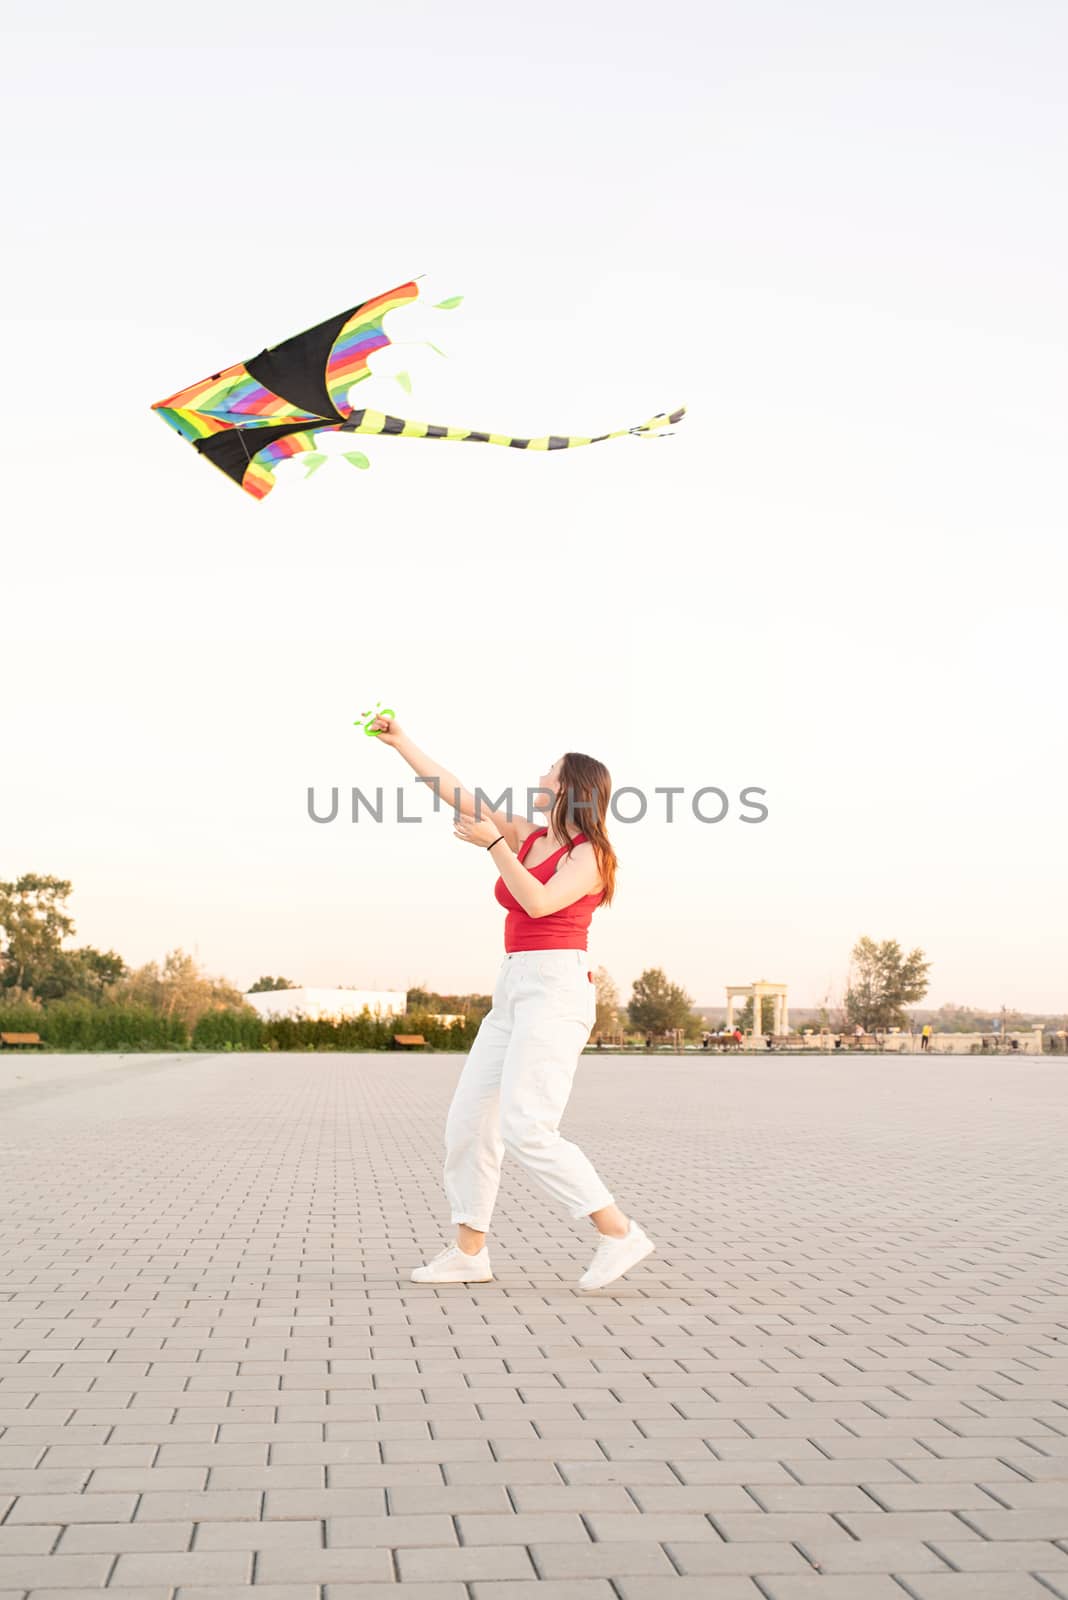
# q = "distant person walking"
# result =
<box><xmin>370</xmin><ymin>717</ymin><xmax>656</xmax><ymax>1292</ymax></box>
<box><xmin>921</xmin><ymin>1023</ymin><xmax>932</xmax><ymax>1052</ymax></box>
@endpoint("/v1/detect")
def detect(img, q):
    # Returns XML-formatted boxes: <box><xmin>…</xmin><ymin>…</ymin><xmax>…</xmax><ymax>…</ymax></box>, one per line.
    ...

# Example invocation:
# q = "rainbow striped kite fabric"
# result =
<box><xmin>152</xmin><ymin>280</ymin><xmax>685</xmax><ymax>500</ymax></box>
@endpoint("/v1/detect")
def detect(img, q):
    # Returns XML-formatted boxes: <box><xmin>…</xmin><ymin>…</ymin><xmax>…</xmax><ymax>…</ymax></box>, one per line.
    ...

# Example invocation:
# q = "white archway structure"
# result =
<box><xmin>725</xmin><ymin>980</ymin><xmax>789</xmax><ymax>1038</ymax></box>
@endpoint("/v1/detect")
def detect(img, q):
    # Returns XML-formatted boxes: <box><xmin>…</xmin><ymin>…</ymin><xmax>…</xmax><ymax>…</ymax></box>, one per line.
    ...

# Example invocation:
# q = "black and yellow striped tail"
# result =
<box><xmin>343</xmin><ymin>406</ymin><xmax>686</xmax><ymax>451</ymax></box>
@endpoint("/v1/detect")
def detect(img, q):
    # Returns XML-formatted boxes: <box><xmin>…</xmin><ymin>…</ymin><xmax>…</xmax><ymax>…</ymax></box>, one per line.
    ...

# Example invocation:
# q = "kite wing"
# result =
<box><xmin>152</xmin><ymin>282</ymin><xmax>686</xmax><ymax>500</ymax></box>
<box><xmin>151</xmin><ymin>281</ymin><xmax>421</xmax><ymax>496</ymax></box>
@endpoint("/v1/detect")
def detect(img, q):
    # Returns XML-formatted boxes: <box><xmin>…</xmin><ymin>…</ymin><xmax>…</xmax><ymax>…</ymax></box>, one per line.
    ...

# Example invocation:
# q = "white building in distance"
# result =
<box><xmin>244</xmin><ymin>988</ymin><xmax>407</xmax><ymax>1022</ymax></box>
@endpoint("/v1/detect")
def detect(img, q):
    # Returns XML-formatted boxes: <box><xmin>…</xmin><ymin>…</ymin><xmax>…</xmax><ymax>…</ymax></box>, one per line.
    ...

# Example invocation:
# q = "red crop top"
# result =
<box><xmin>494</xmin><ymin>827</ymin><xmax>604</xmax><ymax>952</ymax></box>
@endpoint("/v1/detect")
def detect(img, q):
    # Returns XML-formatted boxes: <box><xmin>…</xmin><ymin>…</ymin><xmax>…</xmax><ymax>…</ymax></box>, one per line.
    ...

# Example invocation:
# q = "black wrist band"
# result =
<box><xmin>487</xmin><ymin>836</ymin><xmax>505</xmax><ymax>851</ymax></box>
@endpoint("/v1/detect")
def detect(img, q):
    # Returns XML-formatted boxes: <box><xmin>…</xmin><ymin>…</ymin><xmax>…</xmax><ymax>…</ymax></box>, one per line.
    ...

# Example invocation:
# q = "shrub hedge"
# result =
<box><xmin>0</xmin><ymin>1000</ymin><xmax>481</xmax><ymax>1053</ymax></box>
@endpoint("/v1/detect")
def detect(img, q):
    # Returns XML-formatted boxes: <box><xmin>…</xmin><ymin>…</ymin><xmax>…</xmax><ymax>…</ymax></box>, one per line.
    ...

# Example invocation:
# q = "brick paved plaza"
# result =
<box><xmin>2</xmin><ymin>1051</ymin><xmax>1067</xmax><ymax>1599</ymax></box>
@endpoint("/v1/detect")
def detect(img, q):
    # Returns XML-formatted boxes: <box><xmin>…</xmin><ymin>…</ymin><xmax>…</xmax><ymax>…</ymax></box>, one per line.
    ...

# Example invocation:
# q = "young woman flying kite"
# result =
<box><xmin>369</xmin><ymin>714</ymin><xmax>657</xmax><ymax>1292</ymax></box>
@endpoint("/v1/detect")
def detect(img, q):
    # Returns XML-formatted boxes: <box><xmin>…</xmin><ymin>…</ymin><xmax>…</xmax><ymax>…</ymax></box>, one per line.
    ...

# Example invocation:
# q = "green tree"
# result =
<box><xmin>407</xmin><ymin>986</ymin><xmax>490</xmax><ymax>1017</ymax></box>
<box><xmin>592</xmin><ymin>966</ymin><xmax>620</xmax><ymax>1037</ymax></box>
<box><xmin>0</xmin><ymin>876</ymin><xmax>126</xmax><ymax>1002</ymax></box>
<box><xmin>114</xmin><ymin>948</ymin><xmax>245</xmax><ymax>1032</ymax></box>
<box><xmin>0</xmin><ymin>874</ymin><xmax>76</xmax><ymax>993</ymax></box>
<box><xmin>736</xmin><ymin>994</ymin><xmax>778</xmax><ymax>1034</ymax></box>
<box><xmin>627</xmin><ymin>967</ymin><xmax>696</xmax><ymax>1037</ymax></box>
<box><xmin>844</xmin><ymin>936</ymin><xmax>931</xmax><ymax>1031</ymax></box>
<box><xmin>34</xmin><ymin>946</ymin><xmax>126</xmax><ymax>1003</ymax></box>
<box><xmin>248</xmin><ymin>976</ymin><xmax>298</xmax><ymax>992</ymax></box>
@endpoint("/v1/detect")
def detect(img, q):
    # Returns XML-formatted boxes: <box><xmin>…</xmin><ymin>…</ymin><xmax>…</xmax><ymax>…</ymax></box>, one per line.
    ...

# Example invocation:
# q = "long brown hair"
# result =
<box><xmin>549</xmin><ymin>751</ymin><xmax>618</xmax><ymax>907</ymax></box>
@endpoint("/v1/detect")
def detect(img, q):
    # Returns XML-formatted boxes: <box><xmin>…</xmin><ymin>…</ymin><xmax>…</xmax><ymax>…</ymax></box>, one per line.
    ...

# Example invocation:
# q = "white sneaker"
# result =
<box><xmin>410</xmin><ymin>1242</ymin><xmax>493</xmax><ymax>1284</ymax></box>
<box><xmin>579</xmin><ymin>1221</ymin><xmax>655</xmax><ymax>1290</ymax></box>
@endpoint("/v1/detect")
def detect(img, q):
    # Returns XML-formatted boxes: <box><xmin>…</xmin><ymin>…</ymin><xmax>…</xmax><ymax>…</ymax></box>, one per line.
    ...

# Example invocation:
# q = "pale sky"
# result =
<box><xmin>2</xmin><ymin>1</ymin><xmax>1066</xmax><ymax>1010</ymax></box>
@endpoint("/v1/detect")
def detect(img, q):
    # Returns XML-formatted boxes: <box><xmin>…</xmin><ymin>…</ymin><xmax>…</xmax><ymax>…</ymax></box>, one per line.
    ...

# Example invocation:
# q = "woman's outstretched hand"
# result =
<box><xmin>367</xmin><ymin>714</ymin><xmax>404</xmax><ymax>747</ymax></box>
<box><xmin>454</xmin><ymin>812</ymin><xmax>503</xmax><ymax>849</ymax></box>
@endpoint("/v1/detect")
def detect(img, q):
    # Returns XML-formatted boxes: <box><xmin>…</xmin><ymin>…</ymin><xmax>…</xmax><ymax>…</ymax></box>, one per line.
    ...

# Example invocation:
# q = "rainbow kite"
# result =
<box><xmin>152</xmin><ymin>281</ymin><xmax>685</xmax><ymax>499</ymax></box>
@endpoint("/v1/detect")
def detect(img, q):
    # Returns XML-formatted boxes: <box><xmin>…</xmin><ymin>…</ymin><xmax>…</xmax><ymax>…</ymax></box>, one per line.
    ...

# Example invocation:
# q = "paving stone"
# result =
<box><xmin>250</xmin><ymin>1548</ymin><xmax>396</xmax><ymax>1584</ymax></box>
<box><xmin>57</xmin><ymin>1523</ymin><xmax>193</xmax><ymax>1553</ymax></box>
<box><xmin>263</xmin><ymin>1488</ymin><xmax>384</xmax><ymax>1519</ymax></box>
<box><xmin>174</xmin><ymin>1590</ymin><xmax>316</xmax><ymax>1600</ymax></box>
<box><xmin>862</xmin><ymin>1482</ymin><xmax>1003</xmax><ymax>1511</ymax></box>
<box><xmin>952</xmin><ymin>1509</ymin><xmax>1068</xmax><ymax>1539</ymax></box>
<box><xmin>108</xmin><ymin>1551</ymin><xmax>251</xmax><ymax>1586</ymax></box>
<box><xmin>205</xmin><ymin>1465</ymin><xmax>321</xmax><ymax>1490</ymax></box>
<box><xmin>674</xmin><ymin>1460</ymin><xmax>794</xmax><ymax>1485</ymax></box>
<box><xmin>29</xmin><ymin>1591</ymin><xmax>170</xmax><ymax>1600</ymax></box>
<box><xmin>385</xmin><ymin>1484</ymin><xmax>522</xmax><ymax>1513</ymax></box>
<box><xmin>711</xmin><ymin>1512</ymin><xmax>851</xmax><ymax>1542</ymax></box>
<box><xmin>813</xmin><ymin>1437</ymin><xmax>932</xmax><ymax>1459</ymax></box>
<box><xmin>156</xmin><ymin>1444</ymin><xmax>268</xmax><ymax>1467</ymax></box>
<box><xmin>133</xmin><ymin>1490</ymin><xmax>262</xmax><ymax>1522</ymax></box>
<box><xmin>613</xmin><ymin>1582</ymin><xmax>759</xmax><ymax>1600</ymax></box>
<box><xmin>898</xmin><ymin>1459</ymin><xmax>1026</xmax><ymax>1483</ymax></box>
<box><xmin>553</xmin><ymin>1462</ymin><xmax>677</xmax><ymax>1486</ymax></box>
<box><xmin>663</xmin><ymin>1542</ymin><xmax>810</xmax><ymax>1575</ymax></box>
<box><xmin>327</xmin><ymin>1463</ymin><xmax>438</xmax><ymax>1487</ymax></box>
<box><xmin>85</xmin><ymin>1468</ymin><xmax>205</xmax><ymax>1493</ymax></box>
<box><xmin>798</xmin><ymin>1540</ymin><xmax>951</xmax><ymax>1573</ymax></box>
<box><xmin>528</xmin><ymin>1542</ymin><xmax>674</xmax><ymax>1579</ymax></box>
<box><xmin>0</xmin><ymin>1556</ymin><xmax>112</xmax><ymax>1587</ymax></box>
<box><xmin>755</xmin><ymin>1581</ymin><xmax>906</xmax><ymax>1599</ymax></box>
<box><xmin>455</xmin><ymin>1513</ymin><xmax>590</xmax><ymax>1545</ymax></box>
<box><xmin>324</xmin><ymin>1587</ymin><xmax>467</xmax><ymax>1600</ymax></box>
<box><xmin>583</xmin><ymin>1512</ymin><xmax>721</xmax><ymax>1542</ymax></box>
<box><xmin>0</xmin><ymin>1473</ymin><xmax>89</xmax><ymax>1495</ymax></box>
<box><xmin>896</xmin><ymin>1578</ymin><xmax>1056</xmax><ymax>1598</ymax></box>
<box><xmin>744</xmin><ymin>1485</ymin><xmax>876</xmax><ymax>1512</ymax></box>
<box><xmin>625</xmin><ymin>1486</ymin><xmax>752</xmax><ymax>1512</ymax></box>
<box><xmin>1001</xmin><ymin>1456</ymin><xmax>1068</xmax><ymax>1481</ymax></box>
<box><xmin>192</xmin><ymin>1520</ymin><xmax>324</xmax><ymax>1550</ymax></box>
<box><xmin>396</xmin><ymin>1546</ymin><xmax>537</xmax><ymax>1581</ymax></box>
<box><xmin>930</xmin><ymin>1541</ymin><xmax>1068</xmax><ymax>1571</ymax></box>
<box><xmin>986</xmin><ymin>1483</ymin><xmax>1068</xmax><ymax>1509</ymax></box>
<box><xmin>325</xmin><ymin>1513</ymin><xmax>458</xmax><ymax>1547</ymax></box>
<box><xmin>914</xmin><ymin>1436</ymin><xmax>1040</xmax><ymax>1459</ymax></box>
<box><xmin>0</xmin><ymin>1528</ymin><xmax>58</xmax><ymax>1555</ymax></box>
<box><xmin>835</xmin><ymin>1511</ymin><xmax>980</xmax><ymax>1541</ymax></box>
<box><xmin>468</xmin><ymin>1585</ymin><xmax>617</xmax><ymax>1600</ymax></box>
<box><xmin>6</xmin><ymin>1493</ymin><xmax>137</xmax><ymax>1525</ymax></box>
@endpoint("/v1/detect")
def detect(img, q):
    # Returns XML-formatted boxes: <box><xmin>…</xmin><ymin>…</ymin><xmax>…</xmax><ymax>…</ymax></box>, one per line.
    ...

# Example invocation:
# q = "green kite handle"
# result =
<box><xmin>359</xmin><ymin>707</ymin><xmax>396</xmax><ymax>737</ymax></box>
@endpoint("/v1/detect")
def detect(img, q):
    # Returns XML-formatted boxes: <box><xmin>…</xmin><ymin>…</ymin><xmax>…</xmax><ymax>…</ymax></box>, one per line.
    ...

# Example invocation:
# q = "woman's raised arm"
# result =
<box><xmin>368</xmin><ymin>716</ymin><xmax>529</xmax><ymax>850</ymax></box>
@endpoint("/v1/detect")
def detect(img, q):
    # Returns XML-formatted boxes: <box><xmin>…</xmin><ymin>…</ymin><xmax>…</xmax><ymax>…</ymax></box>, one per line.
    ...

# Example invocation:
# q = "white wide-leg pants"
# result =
<box><xmin>444</xmin><ymin>949</ymin><xmax>615</xmax><ymax>1232</ymax></box>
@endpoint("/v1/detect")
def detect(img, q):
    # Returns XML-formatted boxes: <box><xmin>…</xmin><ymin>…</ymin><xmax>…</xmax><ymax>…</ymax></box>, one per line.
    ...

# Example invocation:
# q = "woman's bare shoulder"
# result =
<box><xmin>512</xmin><ymin>816</ymin><xmax>545</xmax><ymax>846</ymax></box>
<box><xmin>555</xmin><ymin>835</ymin><xmax>603</xmax><ymax>889</ymax></box>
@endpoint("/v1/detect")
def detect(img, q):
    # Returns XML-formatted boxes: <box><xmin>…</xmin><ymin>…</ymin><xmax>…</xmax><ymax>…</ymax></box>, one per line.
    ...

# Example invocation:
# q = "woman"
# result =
<box><xmin>369</xmin><ymin>715</ymin><xmax>655</xmax><ymax>1291</ymax></box>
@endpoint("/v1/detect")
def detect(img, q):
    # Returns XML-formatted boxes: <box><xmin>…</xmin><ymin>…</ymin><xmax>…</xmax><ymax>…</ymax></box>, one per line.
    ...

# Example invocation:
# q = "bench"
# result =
<box><xmin>392</xmin><ymin>1034</ymin><xmax>426</xmax><ymax>1049</ymax></box>
<box><xmin>0</xmin><ymin>1032</ymin><xmax>45</xmax><ymax>1049</ymax></box>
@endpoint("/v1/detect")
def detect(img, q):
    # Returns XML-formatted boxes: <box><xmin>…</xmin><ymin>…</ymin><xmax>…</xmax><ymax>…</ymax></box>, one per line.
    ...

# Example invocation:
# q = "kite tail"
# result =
<box><xmin>238</xmin><ymin>405</ymin><xmax>687</xmax><ymax>499</ymax></box>
<box><xmin>344</xmin><ymin>406</ymin><xmax>686</xmax><ymax>451</ymax></box>
<box><xmin>627</xmin><ymin>406</ymin><xmax>687</xmax><ymax>437</ymax></box>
